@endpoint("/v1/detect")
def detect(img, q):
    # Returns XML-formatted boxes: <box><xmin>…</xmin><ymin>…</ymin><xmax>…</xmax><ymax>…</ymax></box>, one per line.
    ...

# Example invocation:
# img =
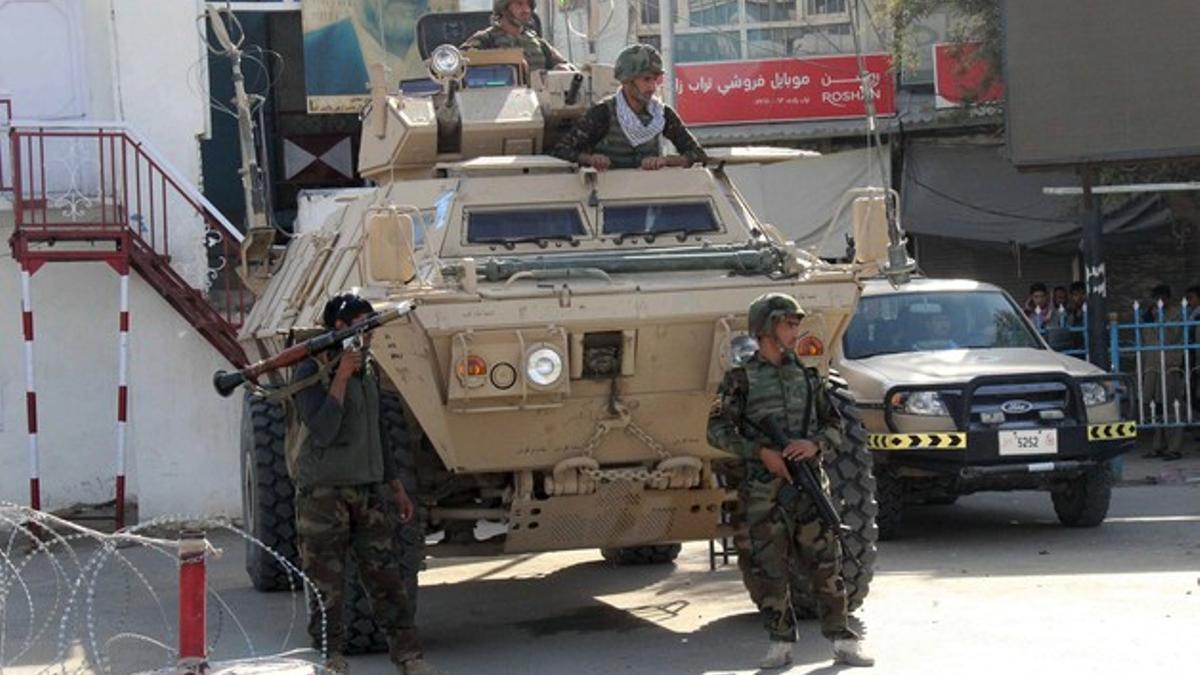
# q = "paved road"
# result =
<box><xmin>3</xmin><ymin>483</ymin><xmax>1197</xmax><ymax>674</ymax></box>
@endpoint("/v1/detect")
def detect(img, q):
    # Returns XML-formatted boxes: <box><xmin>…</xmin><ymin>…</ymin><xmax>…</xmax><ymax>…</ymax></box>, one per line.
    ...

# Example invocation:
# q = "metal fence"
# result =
<box><xmin>1108</xmin><ymin>300</ymin><xmax>1199</xmax><ymax>429</ymax></box>
<box><xmin>1040</xmin><ymin>300</ymin><xmax>1199</xmax><ymax>429</ymax></box>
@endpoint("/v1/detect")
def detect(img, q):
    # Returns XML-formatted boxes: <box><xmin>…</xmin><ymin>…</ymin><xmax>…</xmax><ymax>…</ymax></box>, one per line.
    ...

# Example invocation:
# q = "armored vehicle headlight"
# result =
<box><xmin>891</xmin><ymin>391</ymin><xmax>950</xmax><ymax>416</ymax></box>
<box><xmin>526</xmin><ymin>347</ymin><xmax>564</xmax><ymax>387</ymax></box>
<box><xmin>1080</xmin><ymin>382</ymin><xmax>1110</xmax><ymax>407</ymax></box>
<box><xmin>430</xmin><ymin>44</ymin><xmax>465</xmax><ymax>81</ymax></box>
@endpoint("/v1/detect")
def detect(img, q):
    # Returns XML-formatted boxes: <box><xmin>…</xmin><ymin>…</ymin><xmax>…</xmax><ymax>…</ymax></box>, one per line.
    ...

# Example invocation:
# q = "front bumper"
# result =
<box><xmin>867</xmin><ymin>422</ymin><xmax>1136</xmax><ymax>477</ymax></box>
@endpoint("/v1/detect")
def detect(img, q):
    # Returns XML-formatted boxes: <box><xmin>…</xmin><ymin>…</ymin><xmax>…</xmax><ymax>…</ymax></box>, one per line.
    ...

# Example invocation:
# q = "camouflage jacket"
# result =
<box><xmin>707</xmin><ymin>351</ymin><xmax>840</xmax><ymax>467</ymax></box>
<box><xmin>460</xmin><ymin>23</ymin><xmax>568</xmax><ymax>72</ymax></box>
<box><xmin>552</xmin><ymin>94</ymin><xmax>706</xmax><ymax>169</ymax></box>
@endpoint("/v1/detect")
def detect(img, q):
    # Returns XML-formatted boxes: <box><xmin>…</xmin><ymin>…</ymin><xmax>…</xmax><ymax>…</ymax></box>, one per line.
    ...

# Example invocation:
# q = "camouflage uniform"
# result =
<box><xmin>461</xmin><ymin>0</ymin><xmax>568</xmax><ymax>73</ymax></box>
<box><xmin>292</xmin><ymin>355</ymin><xmax>421</xmax><ymax>665</ymax></box>
<box><xmin>551</xmin><ymin>95</ymin><xmax>706</xmax><ymax>169</ymax></box>
<box><xmin>707</xmin><ymin>350</ymin><xmax>856</xmax><ymax>643</ymax></box>
<box><xmin>552</xmin><ymin>43</ymin><xmax>706</xmax><ymax>169</ymax></box>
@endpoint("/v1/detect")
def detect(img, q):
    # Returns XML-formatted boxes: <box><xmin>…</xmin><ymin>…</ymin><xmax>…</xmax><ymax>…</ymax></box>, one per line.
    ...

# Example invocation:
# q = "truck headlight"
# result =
<box><xmin>891</xmin><ymin>391</ymin><xmax>950</xmax><ymax>416</ymax></box>
<box><xmin>1080</xmin><ymin>382</ymin><xmax>1110</xmax><ymax>407</ymax></box>
<box><xmin>526</xmin><ymin>346</ymin><xmax>564</xmax><ymax>387</ymax></box>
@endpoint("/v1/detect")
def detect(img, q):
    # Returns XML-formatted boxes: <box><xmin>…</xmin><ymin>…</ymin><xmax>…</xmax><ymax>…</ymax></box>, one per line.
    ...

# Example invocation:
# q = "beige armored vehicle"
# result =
<box><xmin>235</xmin><ymin>15</ymin><xmax>909</xmax><ymax>652</ymax></box>
<box><xmin>833</xmin><ymin>278</ymin><xmax>1136</xmax><ymax>539</ymax></box>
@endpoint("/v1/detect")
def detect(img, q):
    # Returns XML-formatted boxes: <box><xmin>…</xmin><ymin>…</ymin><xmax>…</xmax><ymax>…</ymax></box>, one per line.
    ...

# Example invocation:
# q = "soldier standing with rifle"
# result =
<box><xmin>292</xmin><ymin>293</ymin><xmax>441</xmax><ymax>675</ymax></box>
<box><xmin>708</xmin><ymin>293</ymin><xmax>874</xmax><ymax>669</ymax></box>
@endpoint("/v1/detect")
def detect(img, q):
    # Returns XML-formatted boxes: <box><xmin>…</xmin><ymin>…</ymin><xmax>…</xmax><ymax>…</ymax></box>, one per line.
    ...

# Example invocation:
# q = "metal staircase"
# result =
<box><xmin>5</xmin><ymin>119</ymin><xmax>250</xmax><ymax>367</ymax></box>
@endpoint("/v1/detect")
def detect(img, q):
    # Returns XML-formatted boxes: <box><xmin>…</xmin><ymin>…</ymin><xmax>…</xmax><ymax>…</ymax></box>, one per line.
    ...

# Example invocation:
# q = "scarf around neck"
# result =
<box><xmin>615</xmin><ymin>90</ymin><xmax>666</xmax><ymax>148</ymax></box>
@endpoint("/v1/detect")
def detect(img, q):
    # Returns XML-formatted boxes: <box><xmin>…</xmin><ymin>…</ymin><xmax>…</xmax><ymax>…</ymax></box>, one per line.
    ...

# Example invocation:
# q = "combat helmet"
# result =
<box><xmin>614</xmin><ymin>43</ymin><xmax>664</xmax><ymax>83</ymax></box>
<box><xmin>493</xmin><ymin>0</ymin><xmax>536</xmax><ymax>19</ymax></box>
<box><xmin>748</xmin><ymin>293</ymin><xmax>806</xmax><ymax>337</ymax></box>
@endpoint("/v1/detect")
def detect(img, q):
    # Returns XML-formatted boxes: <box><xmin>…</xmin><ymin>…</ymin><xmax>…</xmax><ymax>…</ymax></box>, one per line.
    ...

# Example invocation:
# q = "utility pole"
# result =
<box><xmin>207</xmin><ymin>7</ymin><xmax>275</xmax><ymax>293</ymax></box>
<box><xmin>659</xmin><ymin>0</ymin><xmax>676</xmax><ymax>107</ymax></box>
<box><xmin>1079</xmin><ymin>166</ymin><xmax>1109</xmax><ymax>371</ymax></box>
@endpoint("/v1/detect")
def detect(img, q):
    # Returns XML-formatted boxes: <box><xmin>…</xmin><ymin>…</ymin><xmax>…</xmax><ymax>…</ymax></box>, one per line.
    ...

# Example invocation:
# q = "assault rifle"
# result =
<box><xmin>212</xmin><ymin>302</ymin><xmax>412</xmax><ymax>397</ymax></box>
<box><xmin>753</xmin><ymin>413</ymin><xmax>859</xmax><ymax>566</ymax></box>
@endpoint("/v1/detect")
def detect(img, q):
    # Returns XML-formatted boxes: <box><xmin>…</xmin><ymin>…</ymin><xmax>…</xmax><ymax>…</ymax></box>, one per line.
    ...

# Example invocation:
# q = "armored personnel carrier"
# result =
<box><xmin>235</xmin><ymin>13</ymin><xmax>908</xmax><ymax>651</ymax></box>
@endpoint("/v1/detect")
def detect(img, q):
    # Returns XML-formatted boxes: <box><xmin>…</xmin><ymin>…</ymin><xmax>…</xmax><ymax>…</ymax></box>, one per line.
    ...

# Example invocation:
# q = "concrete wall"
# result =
<box><xmin>0</xmin><ymin>0</ymin><xmax>243</xmax><ymax>519</ymax></box>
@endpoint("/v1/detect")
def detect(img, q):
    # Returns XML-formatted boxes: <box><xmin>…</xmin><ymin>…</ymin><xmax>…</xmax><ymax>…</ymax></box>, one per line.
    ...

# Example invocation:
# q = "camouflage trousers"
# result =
<box><xmin>296</xmin><ymin>483</ymin><xmax>421</xmax><ymax>664</ymax></box>
<box><xmin>733</xmin><ymin>467</ymin><xmax>852</xmax><ymax>642</ymax></box>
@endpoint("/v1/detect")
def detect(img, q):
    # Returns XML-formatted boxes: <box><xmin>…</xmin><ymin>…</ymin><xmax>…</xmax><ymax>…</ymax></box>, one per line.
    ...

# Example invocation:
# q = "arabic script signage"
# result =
<box><xmin>673</xmin><ymin>54</ymin><xmax>896</xmax><ymax>126</ymax></box>
<box><xmin>933</xmin><ymin>42</ymin><xmax>1004</xmax><ymax>108</ymax></box>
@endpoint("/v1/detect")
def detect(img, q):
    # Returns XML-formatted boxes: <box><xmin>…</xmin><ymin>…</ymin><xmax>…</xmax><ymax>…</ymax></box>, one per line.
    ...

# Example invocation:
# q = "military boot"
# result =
<box><xmin>399</xmin><ymin>657</ymin><xmax>443</xmax><ymax>675</ymax></box>
<box><xmin>832</xmin><ymin>637</ymin><xmax>875</xmax><ymax>667</ymax></box>
<box><xmin>759</xmin><ymin>641</ymin><xmax>793</xmax><ymax>669</ymax></box>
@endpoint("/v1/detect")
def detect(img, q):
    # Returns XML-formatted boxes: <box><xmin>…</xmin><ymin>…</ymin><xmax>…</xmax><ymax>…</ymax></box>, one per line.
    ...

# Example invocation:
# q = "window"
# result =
<box><xmin>745</xmin><ymin>0</ymin><xmax>795</xmax><ymax>22</ymax></box>
<box><xmin>602</xmin><ymin>202</ymin><xmax>720</xmax><ymax>237</ymax></box>
<box><xmin>842</xmin><ymin>292</ymin><xmax>1042</xmax><ymax>359</ymax></box>
<box><xmin>689</xmin><ymin>0</ymin><xmax>741</xmax><ymax>26</ymax></box>
<box><xmin>466</xmin><ymin>208</ymin><xmax>587</xmax><ymax>244</ymax></box>
<box><xmin>808</xmin><ymin>0</ymin><xmax>846</xmax><ymax>15</ymax></box>
<box><xmin>464</xmin><ymin>65</ymin><xmax>517</xmax><ymax>88</ymax></box>
<box><xmin>677</xmin><ymin>33</ymin><xmax>741</xmax><ymax>63</ymax></box>
<box><xmin>638</xmin><ymin>0</ymin><xmax>851</xmax><ymax>63</ymax></box>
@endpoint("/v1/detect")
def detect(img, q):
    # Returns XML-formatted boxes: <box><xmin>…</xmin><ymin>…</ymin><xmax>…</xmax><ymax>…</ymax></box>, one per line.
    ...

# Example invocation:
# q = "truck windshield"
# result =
<box><xmin>843</xmin><ymin>290</ymin><xmax>1042</xmax><ymax>359</ymax></box>
<box><xmin>466</xmin><ymin>208</ymin><xmax>588</xmax><ymax>244</ymax></box>
<box><xmin>602</xmin><ymin>203</ymin><xmax>719</xmax><ymax>238</ymax></box>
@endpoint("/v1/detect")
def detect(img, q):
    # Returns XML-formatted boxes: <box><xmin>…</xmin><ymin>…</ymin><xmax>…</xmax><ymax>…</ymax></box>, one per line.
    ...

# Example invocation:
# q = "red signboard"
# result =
<box><xmin>673</xmin><ymin>54</ymin><xmax>896</xmax><ymax>126</ymax></box>
<box><xmin>933</xmin><ymin>42</ymin><xmax>1005</xmax><ymax>108</ymax></box>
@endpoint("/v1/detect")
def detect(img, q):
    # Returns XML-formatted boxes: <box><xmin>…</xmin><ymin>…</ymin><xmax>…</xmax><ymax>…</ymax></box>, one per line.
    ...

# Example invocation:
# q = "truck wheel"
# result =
<box><xmin>343</xmin><ymin>391</ymin><xmax>425</xmax><ymax>654</ymax></box>
<box><xmin>1052</xmin><ymin>462</ymin><xmax>1113</xmax><ymax>527</ymax></box>
<box><xmin>601</xmin><ymin>544</ymin><xmax>683</xmax><ymax>565</ymax></box>
<box><xmin>874</xmin><ymin>465</ymin><xmax>904</xmax><ymax>540</ymax></box>
<box><xmin>241</xmin><ymin>393</ymin><xmax>300</xmax><ymax>592</ymax></box>
<box><xmin>790</xmin><ymin>386</ymin><xmax>879</xmax><ymax>615</ymax></box>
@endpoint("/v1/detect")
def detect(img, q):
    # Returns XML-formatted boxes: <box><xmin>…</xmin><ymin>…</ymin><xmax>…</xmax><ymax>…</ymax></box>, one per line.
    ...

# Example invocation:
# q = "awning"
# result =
<box><xmin>726</xmin><ymin>146</ymin><xmax>891</xmax><ymax>258</ymax></box>
<box><xmin>901</xmin><ymin>140</ymin><xmax>1172</xmax><ymax>249</ymax></box>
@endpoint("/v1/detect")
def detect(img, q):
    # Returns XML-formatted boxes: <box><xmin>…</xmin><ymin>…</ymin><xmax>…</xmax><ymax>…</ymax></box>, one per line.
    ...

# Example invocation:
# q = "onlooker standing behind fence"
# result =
<box><xmin>1025</xmin><ymin>282</ymin><xmax>1052</xmax><ymax>330</ymax></box>
<box><xmin>1053</xmin><ymin>285</ymin><xmax>1069</xmax><ymax>314</ymax></box>
<box><xmin>1140</xmin><ymin>284</ymin><xmax>1184</xmax><ymax>459</ymax></box>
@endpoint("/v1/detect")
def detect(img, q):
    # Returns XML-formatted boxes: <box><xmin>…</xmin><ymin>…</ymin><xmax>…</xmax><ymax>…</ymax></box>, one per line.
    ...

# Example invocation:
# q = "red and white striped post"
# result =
<box><xmin>19</xmin><ymin>264</ymin><xmax>40</xmax><ymax>513</ymax></box>
<box><xmin>178</xmin><ymin>530</ymin><xmax>208</xmax><ymax>671</ymax></box>
<box><xmin>115</xmin><ymin>269</ymin><xmax>130</xmax><ymax>530</ymax></box>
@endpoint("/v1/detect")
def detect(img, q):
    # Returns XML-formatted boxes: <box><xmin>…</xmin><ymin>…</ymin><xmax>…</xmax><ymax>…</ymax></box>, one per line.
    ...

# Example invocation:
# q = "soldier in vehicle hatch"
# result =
<box><xmin>552</xmin><ymin>43</ymin><xmax>706</xmax><ymax>171</ymax></box>
<box><xmin>461</xmin><ymin>0</ymin><xmax>574</xmax><ymax>72</ymax></box>
<box><xmin>707</xmin><ymin>293</ymin><xmax>874</xmax><ymax>670</ymax></box>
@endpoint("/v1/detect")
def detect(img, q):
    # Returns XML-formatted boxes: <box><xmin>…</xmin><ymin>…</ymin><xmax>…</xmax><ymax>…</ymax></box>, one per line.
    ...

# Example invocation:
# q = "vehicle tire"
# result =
<box><xmin>601</xmin><ymin>544</ymin><xmax>683</xmax><ymax>565</ymax></box>
<box><xmin>874</xmin><ymin>465</ymin><xmax>905</xmax><ymax>540</ymax></box>
<box><xmin>1052</xmin><ymin>462</ymin><xmax>1113</xmax><ymax>528</ymax></box>
<box><xmin>790</xmin><ymin>381</ymin><xmax>879</xmax><ymax>615</ymax></box>
<box><xmin>241</xmin><ymin>393</ymin><xmax>300</xmax><ymax>592</ymax></box>
<box><xmin>343</xmin><ymin>391</ymin><xmax>425</xmax><ymax>654</ymax></box>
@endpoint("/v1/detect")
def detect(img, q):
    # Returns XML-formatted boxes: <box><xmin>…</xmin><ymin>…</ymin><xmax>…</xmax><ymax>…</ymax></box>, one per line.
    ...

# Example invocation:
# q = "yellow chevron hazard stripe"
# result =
<box><xmin>1087</xmin><ymin>422</ymin><xmax>1137</xmax><ymax>441</ymax></box>
<box><xmin>868</xmin><ymin>432</ymin><xmax>967</xmax><ymax>451</ymax></box>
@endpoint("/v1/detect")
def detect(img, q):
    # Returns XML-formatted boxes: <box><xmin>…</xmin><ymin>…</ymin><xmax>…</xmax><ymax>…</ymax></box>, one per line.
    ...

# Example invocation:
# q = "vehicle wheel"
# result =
<box><xmin>241</xmin><ymin>393</ymin><xmax>300</xmax><ymax>592</ymax></box>
<box><xmin>874</xmin><ymin>466</ymin><xmax>905</xmax><ymax>540</ymax></box>
<box><xmin>601</xmin><ymin>544</ymin><xmax>683</xmax><ymax>565</ymax></box>
<box><xmin>1052</xmin><ymin>462</ymin><xmax>1113</xmax><ymax>528</ymax></box>
<box><xmin>344</xmin><ymin>391</ymin><xmax>425</xmax><ymax>654</ymax></box>
<box><xmin>790</xmin><ymin>382</ymin><xmax>879</xmax><ymax>615</ymax></box>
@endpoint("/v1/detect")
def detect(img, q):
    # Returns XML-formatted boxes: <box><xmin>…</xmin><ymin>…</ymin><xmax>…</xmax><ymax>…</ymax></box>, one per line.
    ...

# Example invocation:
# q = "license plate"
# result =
<box><xmin>998</xmin><ymin>429</ymin><xmax>1058</xmax><ymax>455</ymax></box>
